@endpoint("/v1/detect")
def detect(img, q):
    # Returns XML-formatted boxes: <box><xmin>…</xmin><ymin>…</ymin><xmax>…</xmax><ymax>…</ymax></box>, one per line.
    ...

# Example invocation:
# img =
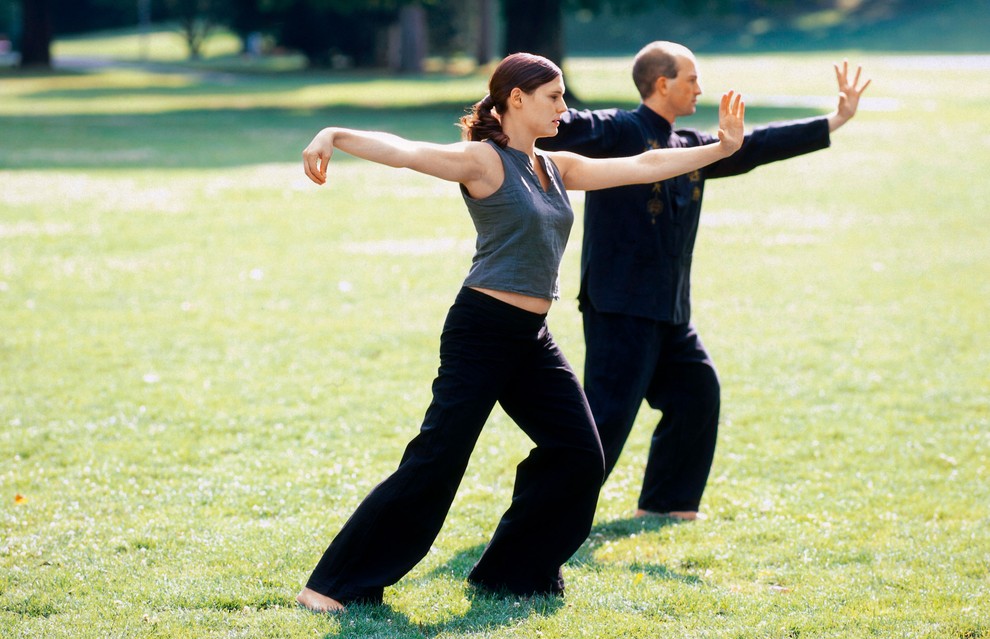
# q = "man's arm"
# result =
<box><xmin>703</xmin><ymin>61</ymin><xmax>870</xmax><ymax>179</ymax></box>
<box><xmin>552</xmin><ymin>91</ymin><xmax>745</xmax><ymax>191</ymax></box>
<box><xmin>700</xmin><ymin>117</ymin><xmax>831</xmax><ymax>179</ymax></box>
<box><xmin>536</xmin><ymin>107</ymin><xmax>625</xmax><ymax>157</ymax></box>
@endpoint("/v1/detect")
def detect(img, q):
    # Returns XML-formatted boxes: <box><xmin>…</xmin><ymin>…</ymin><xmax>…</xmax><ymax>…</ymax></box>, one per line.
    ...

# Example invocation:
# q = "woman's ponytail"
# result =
<box><xmin>458</xmin><ymin>94</ymin><xmax>509</xmax><ymax>147</ymax></box>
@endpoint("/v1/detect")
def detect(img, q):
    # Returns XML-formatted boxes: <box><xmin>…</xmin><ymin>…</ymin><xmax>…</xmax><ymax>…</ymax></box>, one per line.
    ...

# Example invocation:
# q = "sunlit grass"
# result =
<box><xmin>53</xmin><ymin>25</ymin><xmax>242</xmax><ymax>62</ymax></box>
<box><xmin>1</xmin><ymin>41</ymin><xmax>989</xmax><ymax>638</ymax></box>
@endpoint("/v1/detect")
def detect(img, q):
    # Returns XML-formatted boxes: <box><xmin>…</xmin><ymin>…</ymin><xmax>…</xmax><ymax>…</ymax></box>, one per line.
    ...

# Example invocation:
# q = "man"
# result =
<box><xmin>538</xmin><ymin>42</ymin><xmax>870</xmax><ymax>520</ymax></box>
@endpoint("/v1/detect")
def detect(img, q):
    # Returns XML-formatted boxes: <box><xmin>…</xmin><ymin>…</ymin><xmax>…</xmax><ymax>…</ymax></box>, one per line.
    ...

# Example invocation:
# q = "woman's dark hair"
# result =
<box><xmin>459</xmin><ymin>53</ymin><xmax>562</xmax><ymax>147</ymax></box>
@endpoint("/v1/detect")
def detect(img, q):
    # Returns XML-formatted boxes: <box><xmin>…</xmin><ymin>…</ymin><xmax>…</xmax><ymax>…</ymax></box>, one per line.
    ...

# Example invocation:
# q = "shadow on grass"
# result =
<box><xmin>0</xmin><ymin>103</ymin><xmax>823</xmax><ymax>171</ymax></box>
<box><xmin>328</xmin><ymin>589</ymin><xmax>563</xmax><ymax>639</ymax></box>
<box><xmin>424</xmin><ymin>514</ymin><xmax>698</xmax><ymax>585</ymax></box>
<box><xmin>313</xmin><ymin>513</ymin><xmax>708</xmax><ymax>636</ymax></box>
<box><xmin>310</xmin><ymin>515</ymin><xmax>693</xmax><ymax>637</ymax></box>
<box><xmin>573</xmin><ymin>515</ymin><xmax>702</xmax><ymax>585</ymax></box>
<box><xmin>16</xmin><ymin>67</ymin><xmax>486</xmax><ymax>101</ymax></box>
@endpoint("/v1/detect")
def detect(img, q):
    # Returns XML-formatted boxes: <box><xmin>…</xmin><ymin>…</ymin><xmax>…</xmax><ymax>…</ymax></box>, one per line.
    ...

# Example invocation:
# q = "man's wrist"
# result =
<box><xmin>826</xmin><ymin>111</ymin><xmax>849</xmax><ymax>133</ymax></box>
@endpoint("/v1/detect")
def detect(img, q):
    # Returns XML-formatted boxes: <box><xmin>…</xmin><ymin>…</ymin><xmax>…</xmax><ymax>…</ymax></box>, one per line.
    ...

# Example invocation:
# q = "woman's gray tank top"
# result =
<box><xmin>460</xmin><ymin>140</ymin><xmax>574</xmax><ymax>300</ymax></box>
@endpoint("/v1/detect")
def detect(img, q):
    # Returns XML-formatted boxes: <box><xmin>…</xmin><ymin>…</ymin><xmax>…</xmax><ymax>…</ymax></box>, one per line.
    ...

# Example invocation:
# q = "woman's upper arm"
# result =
<box><xmin>403</xmin><ymin>140</ymin><xmax>495</xmax><ymax>186</ymax></box>
<box><xmin>550</xmin><ymin>151</ymin><xmax>636</xmax><ymax>192</ymax></box>
<box><xmin>551</xmin><ymin>145</ymin><xmax>725</xmax><ymax>192</ymax></box>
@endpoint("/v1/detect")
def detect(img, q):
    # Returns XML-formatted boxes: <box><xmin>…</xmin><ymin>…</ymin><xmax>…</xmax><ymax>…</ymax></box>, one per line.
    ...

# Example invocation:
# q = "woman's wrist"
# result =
<box><xmin>319</xmin><ymin>127</ymin><xmax>339</xmax><ymax>147</ymax></box>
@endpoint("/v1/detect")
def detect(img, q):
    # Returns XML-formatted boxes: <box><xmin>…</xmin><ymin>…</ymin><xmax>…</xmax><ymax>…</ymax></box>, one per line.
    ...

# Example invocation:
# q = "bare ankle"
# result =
<box><xmin>296</xmin><ymin>587</ymin><xmax>346</xmax><ymax>613</ymax></box>
<box><xmin>635</xmin><ymin>509</ymin><xmax>702</xmax><ymax>520</ymax></box>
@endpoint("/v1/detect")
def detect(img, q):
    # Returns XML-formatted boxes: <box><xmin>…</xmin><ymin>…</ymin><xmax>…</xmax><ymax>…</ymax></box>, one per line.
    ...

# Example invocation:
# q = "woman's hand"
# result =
<box><xmin>716</xmin><ymin>90</ymin><xmax>745</xmax><ymax>156</ymax></box>
<box><xmin>302</xmin><ymin>128</ymin><xmax>336</xmax><ymax>185</ymax></box>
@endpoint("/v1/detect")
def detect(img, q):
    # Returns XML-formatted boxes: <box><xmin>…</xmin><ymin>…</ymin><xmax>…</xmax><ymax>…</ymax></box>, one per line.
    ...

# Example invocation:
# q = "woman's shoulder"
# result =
<box><xmin>540</xmin><ymin>149</ymin><xmax>582</xmax><ymax>175</ymax></box>
<box><xmin>461</xmin><ymin>139</ymin><xmax>503</xmax><ymax>164</ymax></box>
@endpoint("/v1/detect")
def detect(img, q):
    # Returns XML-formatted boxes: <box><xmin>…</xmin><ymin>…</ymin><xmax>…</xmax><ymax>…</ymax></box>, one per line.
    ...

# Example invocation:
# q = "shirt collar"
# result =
<box><xmin>635</xmin><ymin>103</ymin><xmax>674</xmax><ymax>136</ymax></box>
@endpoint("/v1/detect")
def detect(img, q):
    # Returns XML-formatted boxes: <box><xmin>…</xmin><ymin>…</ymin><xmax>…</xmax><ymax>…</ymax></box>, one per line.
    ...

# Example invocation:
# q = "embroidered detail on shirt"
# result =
<box><xmin>648</xmin><ymin>182</ymin><xmax>664</xmax><ymax>223</ymax></box>
<box><xmin>644</xmin><ymin>139</ymin><xmax>667</xmax><ymax>224</ymax></box>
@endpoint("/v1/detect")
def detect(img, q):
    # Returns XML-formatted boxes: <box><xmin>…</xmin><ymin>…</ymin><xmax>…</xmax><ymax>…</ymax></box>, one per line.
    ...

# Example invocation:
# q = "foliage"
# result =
<box><xmin>51</xmin><ymin>0</ymin><xmax>144</xmax><ymax>35</ymax></box>
<box><xmin>564</xmin><ymin>0</ymin><xmax>990</xmax><ymax>54</ymax></box>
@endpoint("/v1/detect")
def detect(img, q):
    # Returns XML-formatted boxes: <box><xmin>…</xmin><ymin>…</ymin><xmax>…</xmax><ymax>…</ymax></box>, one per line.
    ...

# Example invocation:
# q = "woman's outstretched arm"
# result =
<box><xmin>302</xmin><ymin>128</ymin><xmax>500</xmax><ymax>196</ymax></box>
<box><xmin>550</xmin><ymin>91</ymin><xmax>746</xmax><ymax>192</ymax></box>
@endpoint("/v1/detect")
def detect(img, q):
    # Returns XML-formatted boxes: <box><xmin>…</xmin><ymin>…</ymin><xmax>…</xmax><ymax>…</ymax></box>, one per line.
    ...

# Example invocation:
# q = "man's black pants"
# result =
<box><xmin>582</xmin><ymin>307</ymin><xmax>720</xmax><ymax>514</ymax></box>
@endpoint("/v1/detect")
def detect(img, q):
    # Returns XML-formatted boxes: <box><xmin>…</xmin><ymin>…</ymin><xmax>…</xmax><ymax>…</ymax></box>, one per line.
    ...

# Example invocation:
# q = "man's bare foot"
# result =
<box><xmin>634</xmin><ymin>509</ymin><xmax>705</xmax><ymax>521</ymax></box>
<box><xmin>296</xmin><ymin>587</ymin><xmax>345</xmax><ymax>613</ymax></box>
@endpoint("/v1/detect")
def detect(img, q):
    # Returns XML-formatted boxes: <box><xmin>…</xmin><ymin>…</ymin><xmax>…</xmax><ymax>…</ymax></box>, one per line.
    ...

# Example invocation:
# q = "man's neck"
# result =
<box><xmin>641</xmin><ymin>99</ymin><xmax>676</xmax><ymax>127</ymax></box>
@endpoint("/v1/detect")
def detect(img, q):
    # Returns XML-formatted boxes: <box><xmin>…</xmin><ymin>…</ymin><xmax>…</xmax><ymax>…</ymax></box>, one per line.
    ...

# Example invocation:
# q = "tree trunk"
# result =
<box><xmin>388</xmin><ymin>3</ymin><xmax>426</xmax><ymax>73</ymax></box>
<box><xmin>19</xmin><ymin>0</ymin><xmax>53</xmax><ymax>68</ymax></box>
<box><xmin>180</xmin><ymin>17</ymin><xmax>210</xmax><ymax>60</ymax></box>
<box><xmin>475</xmin><ymin>0</ymin><xmax>495</xmax><ymax>66</ymax></box>
<box><xmin>501</xmin><ymin>0</ymin><xmax>564</xmax><ymax>66</ymax></box>
<box><xmin>501</xmin><ymin>0</ymin><xmax>585</xmax><ymax>105</ymax></box>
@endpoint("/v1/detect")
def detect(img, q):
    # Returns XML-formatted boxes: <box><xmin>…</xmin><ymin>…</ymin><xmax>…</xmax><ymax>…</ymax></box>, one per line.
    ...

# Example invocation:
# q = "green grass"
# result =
<box><xmin>2</xmin><ymin>29</ymin><xmax>990</xmax><ymax>639</ymax></box>
<box><xmin>53</xmin><ymin>24</ymin><xmax>245</xmax><ymax>63</ymax></box>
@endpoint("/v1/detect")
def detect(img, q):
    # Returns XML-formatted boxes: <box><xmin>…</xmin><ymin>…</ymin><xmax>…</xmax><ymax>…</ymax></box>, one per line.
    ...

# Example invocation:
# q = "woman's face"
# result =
<box><xmin>517</xmin><ymin>76</ymin><xmax>568</xmax><ymax>138</ymax></box>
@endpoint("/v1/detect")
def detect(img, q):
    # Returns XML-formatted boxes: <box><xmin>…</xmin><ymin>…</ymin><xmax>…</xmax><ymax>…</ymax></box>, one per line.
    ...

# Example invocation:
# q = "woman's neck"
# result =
<box><xmin>501</xmin><ymin>121</ymin><xmax>537</xmax><ymax>158</ymax></box>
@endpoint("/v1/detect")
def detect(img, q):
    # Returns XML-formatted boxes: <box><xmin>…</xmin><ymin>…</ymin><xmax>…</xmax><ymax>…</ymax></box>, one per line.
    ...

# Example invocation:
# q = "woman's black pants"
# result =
<box><xmin>304</xmin><ymin>287</ymin><xmax>605</xmax><ymax>604</ymax></box>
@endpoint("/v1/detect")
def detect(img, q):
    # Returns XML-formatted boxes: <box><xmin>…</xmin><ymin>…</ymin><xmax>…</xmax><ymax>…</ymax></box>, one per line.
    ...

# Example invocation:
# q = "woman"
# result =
<box><xmin>297</xmin><ymin>52</ymin><xmax>745</xmax><ymax>613</ymax></box>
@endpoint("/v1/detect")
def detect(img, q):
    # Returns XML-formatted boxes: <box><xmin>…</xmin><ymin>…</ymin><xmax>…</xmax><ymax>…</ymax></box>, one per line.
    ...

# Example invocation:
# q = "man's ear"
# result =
<box><xmin>654</xmin><ymin>75</ymin><xmax>669</xmax><ymax>97</ymax></box>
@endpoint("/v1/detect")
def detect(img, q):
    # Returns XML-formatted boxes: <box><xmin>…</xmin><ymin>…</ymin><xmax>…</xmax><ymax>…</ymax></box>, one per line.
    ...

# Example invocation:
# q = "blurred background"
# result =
<box><xmin>1</xmin><ymin>0</ymin><xmax>985</xmax><ymax>73</ymax></box>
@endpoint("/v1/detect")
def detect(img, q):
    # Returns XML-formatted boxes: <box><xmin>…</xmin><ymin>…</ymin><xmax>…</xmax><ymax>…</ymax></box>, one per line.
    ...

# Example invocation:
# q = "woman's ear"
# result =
<box><xmin>509</xmin><ymin>87</ymin><xmax>524</xmax><ymax>108</ymax></box>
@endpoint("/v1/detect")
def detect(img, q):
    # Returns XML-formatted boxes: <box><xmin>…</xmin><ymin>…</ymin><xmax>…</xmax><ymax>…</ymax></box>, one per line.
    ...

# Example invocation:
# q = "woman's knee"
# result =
<box><xmin>570</xmin><ymin>446</ymin><xmax>606</xmax><ymax>486</ymax></box>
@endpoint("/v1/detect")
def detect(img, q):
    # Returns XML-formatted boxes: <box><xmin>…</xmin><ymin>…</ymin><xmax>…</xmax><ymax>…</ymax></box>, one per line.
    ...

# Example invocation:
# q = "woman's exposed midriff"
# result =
<box><xmin>469</xmin><ymin>287</ymin><xmax>552</xmax><ymax>315</ymax></box>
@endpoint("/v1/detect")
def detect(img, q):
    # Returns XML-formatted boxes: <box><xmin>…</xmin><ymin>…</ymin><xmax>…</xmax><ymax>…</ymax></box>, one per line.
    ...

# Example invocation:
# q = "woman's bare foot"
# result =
<box><xmin>296</xmin><ymin>587</ymin><xmax>345</xmax><ymax>613</ymax></box>
<box><xmin>634</xmin><ymin>509</ymin><xmax>704</xmax><ymax>521</ymax></box>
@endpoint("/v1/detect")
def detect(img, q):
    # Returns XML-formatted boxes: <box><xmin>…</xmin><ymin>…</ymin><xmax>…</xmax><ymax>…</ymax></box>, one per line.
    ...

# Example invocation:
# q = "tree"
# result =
<box><xmin>499</xmin><ymin>0</ymin><xmax>717</xmax><ymax>102</ymax></box>
<box><xmin>475</xmin><ymin>0</ymin><xmax>495</xmax><ymax>65</ymax></box>
<box><xmin>14</xmin><ymin>0</ymin><xmax>150</xmax><ymax>69</ymax></box>
<box><xmin>18</xmin><ymin>0</ymin><xmax>52</xmax><ymax>67</ymax></box>
<box><xmin>390</xmin><ymin>3</ymin><xmax>427</xmax><ymax>72</ymax></box>
<box><xmin>500</xmin><ymin>0</ymin><xmax>740</xmax><ymax>68</ymax></box>
<box><xmin>235</xmin><ymin>0</ymin><xmax>450</xmax><ymax>70</ymax></box>
<box><xmin>503</xmin><ymin>0</ymin><xmax>564</xmax><ymax>65</ymax></box>
<box><xmin>161</xmin><ymin>0</ymin><xmax>232</xmax><ymax>59</ymax></box>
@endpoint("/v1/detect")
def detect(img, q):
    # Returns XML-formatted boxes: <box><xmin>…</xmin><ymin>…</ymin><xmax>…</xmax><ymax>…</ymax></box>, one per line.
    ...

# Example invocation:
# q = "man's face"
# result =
<box><xmin>665</xmin><ymin>55</ymin><xmax>702</xmax><ymax>117</ymax></box>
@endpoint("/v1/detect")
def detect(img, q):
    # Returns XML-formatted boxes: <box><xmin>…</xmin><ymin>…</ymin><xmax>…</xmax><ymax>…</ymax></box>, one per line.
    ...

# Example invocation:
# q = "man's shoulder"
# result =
<box><xmin>672</xmin><ymin>126</ymin><xmax>708</xmax><ymax>143</ymax></box>
<box><xmin>562</xmin><ymin>105</ymin><xmax>637</xmax><ymax>124</ymax></box>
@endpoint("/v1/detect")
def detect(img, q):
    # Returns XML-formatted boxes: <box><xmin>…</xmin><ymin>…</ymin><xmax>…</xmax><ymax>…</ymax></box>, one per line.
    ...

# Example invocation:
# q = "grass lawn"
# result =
<box><xmin>1</xmin><ymin>29</ymin><xmax>989</xmax><ymax>639</ymax></box>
